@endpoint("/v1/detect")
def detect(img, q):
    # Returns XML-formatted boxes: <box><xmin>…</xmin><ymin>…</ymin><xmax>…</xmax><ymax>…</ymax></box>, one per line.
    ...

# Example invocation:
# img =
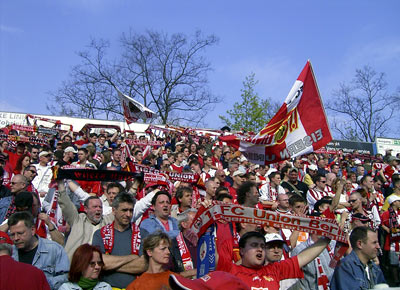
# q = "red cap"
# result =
<box><xmin>169</xmin><ymin>271</ymin><xmax>250</xmax><ymax>290</ymax></box>
<box><xmin>0</xmin><ymin>231</ymin><xmax>12</xmax><ymax>245</ymax></box>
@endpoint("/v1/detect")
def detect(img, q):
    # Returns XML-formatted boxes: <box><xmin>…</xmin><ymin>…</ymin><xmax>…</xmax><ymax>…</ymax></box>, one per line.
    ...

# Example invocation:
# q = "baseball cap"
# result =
<box><xmin>289</xmin><ymin>167</ymin><xmax>298</xmax><ymax>173</ymax></box>
<box><xmin>176</xmin><ymin>141</ymin><xmax>185</xmax><ymax>146</ymax></box>
<box><xmin>354</xmin><ymin>159</ymin><xmax>362</xmax><ymax>165</ymax></box>
<box><xmin>308</xmin><ymin>164</ymin><xmax>318</xmax><ymax>171</ymax></box>
<box><xmin>39</xmin><ymin>151</ymin><xmax>51</xmax><ymax>158</ymax></box>
<box><xmin>387</xmin><ymin>195</ymin><xmax>400</xmax><ymax>205</ymax></box>
<box><xmin>169</xmin><ymin>271</ymin><xmax>250</xmax><ymax>290</ymax></box>
<box><xmin>64</xmin><ymin>146</ymin><xmax>78</xmax><ymax>154</ymax></box>
<box><xmin>388</xmin><ymin>156</ymin><xmax>400</xmax><ymax>163</ymax></box>
<box><xmin>232</xmin><ymin>168</ymin><xmax>246</xmax><ymax>177</ymax></box>
<box><xmin>264</xmin><ymin>233</ymin><xmax>285</xmax><ymax>244</ymax></box>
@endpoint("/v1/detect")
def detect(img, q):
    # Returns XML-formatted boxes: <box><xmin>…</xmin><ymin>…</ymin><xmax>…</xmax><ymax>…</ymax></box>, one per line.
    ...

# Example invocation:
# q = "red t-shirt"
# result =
<box><xmin>228</xmin><ymin>186</ymin><xmax>238</xmax><ymax>204</ymax></box>
<box><xmin>170</xmin><ymin>163</ymin><xmax>183</xmax><ymax>173</ymax></box>
<box><xmin>221</xmin><ymin>257</ymin><xmax>303</xmax><ymax>290</ymax></box>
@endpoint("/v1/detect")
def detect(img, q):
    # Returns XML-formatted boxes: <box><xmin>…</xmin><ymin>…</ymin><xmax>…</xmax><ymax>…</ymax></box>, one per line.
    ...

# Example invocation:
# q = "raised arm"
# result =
<box><xmin>296</xmin><ymin>237</ymin><xmax>331</xmax><ymax>268</ymax></box>
<box><xmin>57</xmin><ymin>180</ymin><xmax>79</xmax><ymax>226</ymax></box>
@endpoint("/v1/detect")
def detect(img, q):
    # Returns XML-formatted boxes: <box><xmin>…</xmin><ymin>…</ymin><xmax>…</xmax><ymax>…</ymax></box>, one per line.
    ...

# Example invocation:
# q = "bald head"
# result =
<box><xmin>10</xmin><ymin>174</ymin><xmax>29</xmax><ymax>194</ymax></box>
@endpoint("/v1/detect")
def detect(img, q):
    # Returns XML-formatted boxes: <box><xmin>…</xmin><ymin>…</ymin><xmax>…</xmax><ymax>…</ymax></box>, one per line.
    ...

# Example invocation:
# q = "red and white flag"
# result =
<box><xmin>222</xmin><ymin>61</ymin><xmax>332</xmax><ymax>165</ymax></box>
<box><xmin>117</xmin><ymin>89</ymin><xmax>157</xmax><ymax>124</ymax></box>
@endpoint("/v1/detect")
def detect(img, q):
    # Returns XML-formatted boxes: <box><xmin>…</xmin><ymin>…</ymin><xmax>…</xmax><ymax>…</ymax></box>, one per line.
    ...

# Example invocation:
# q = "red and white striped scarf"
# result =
<box><xmin>100</xmin><ymin>222</ymin><xmax>140</xmax><ymax>255</ymax></box>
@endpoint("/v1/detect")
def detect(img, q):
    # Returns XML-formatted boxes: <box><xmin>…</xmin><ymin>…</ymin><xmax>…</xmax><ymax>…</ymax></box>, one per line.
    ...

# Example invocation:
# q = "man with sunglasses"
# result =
<box><xmin>0</xmin><ymin>174</ymin><xmax>29</xmax><ymax>223</ymax></box>
<box><xmin>306</xmin><ymin>174</ymin><xmax>332</xmax><ymax>211</ymax></box>
<box><xmin>23</xmin><ymin>165</ymin><xmax>38</xmax><ymax>194</ymax></box>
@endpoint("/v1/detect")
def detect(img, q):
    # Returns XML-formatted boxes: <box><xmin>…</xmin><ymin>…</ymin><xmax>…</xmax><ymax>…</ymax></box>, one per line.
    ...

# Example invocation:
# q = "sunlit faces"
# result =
<box><xmin>291</xmin><ymin>202</ymin><xmax>307</xmax><ymax>215</ymax></box>
<box><xmin>240</xmin><ymin>237</ymin><xmax>266</xmax><ymax>268</ymax></box>
<box><xmin>9</xmin><ymin>221</ymin><xmax>35</xmax><ymax>250</ymax></box>
<box><xmin>22</xmin><ymin>156</ymin><xmax>30</xmax><ymax>168</ymax></box>
<box><xmin>113</xmin><ymin>202</ymin><xmax>133</xmax><ymax>228</ymax></box>
<box><xmin>82</xmin><ymin>251</ymin><xmax>104</xmax><ymax>280</ymax></box>
<box><xmin>178</xmin><ymin>191</ymin><xmax>192</xmax><ymax>209</ymax></box>
<box><xmin>85</xmin><ymin>198</ymin><xmax>103</xmax><ymax>224</ymax></box>
<box><xmin>265</xmin><ymin>241</ymin><xmax>284</xmax><ymax>263</ymax></box>
<box><xmin>153</xmin><ymin>194</ymin><xmax>171</xmax><ymax>220</ymax></box>
<box><xmin>10</xmin><ymin>175</ymin><xmax>26</xmax><ymax>193</ymax></box>
<box><xmin>105</xmin><ymin>186</ymin><xmax>120</xmax><ymax>205</ymax></box>
<box><xmin>359</xmin><ymin>231</ymin><xmax>380</xmax><ymax>261</ymax></box>
<box><xmin>147</xmin><ymin>240</ymin><xmax>171</xmax><ymax>265</ymax></box>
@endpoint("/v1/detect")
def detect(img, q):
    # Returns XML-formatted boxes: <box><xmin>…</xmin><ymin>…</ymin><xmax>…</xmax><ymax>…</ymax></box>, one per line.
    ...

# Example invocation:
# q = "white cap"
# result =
<box><xmin>232</xmin><ymin>168</ymin><xmax>246</xmax><ymax>177</ymax></box>
<box><xmin>64</xmin><ymin>146</ymin><xmax>77</xmax><ymax>153</ymax></box>
<box><xmin>388</xmin><ymin>195</ymin><xmax>400</xmax><ymax>205</ymax></box>
<box><xmin>39</xmin><ymin>151</ymin><xmax>51</xmax><ymax>158</ymax></box>
<box><xmin>264</xmin><ymin>233</ymin><xmax>285</xmax><ymax>244</ymax></box>
<box><xmin>308</xmin><ymin>164</ymin><xmax>318</xmax><ymax>171</ymax></box>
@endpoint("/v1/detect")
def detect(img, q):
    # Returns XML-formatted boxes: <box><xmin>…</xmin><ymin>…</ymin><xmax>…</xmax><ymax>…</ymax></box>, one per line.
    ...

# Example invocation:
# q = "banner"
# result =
<box><xmin>125</xmin><ymin>139</ymin><xmax>163</xmax><ymax>147</ymax></box>
<box><xmin>130</xmin><ymin>163</ymin><xmax>201</xmax><ymax>184</ymax></box>
<box><xmin>325</xmin><ymin>139</ymin><xmax>375</xmax><ymax>155</ymax></box>
<box><xmin>117</xmin><ymin>89</ymin><xmax>157</xmax><ymax>124</ymax></box>
<box><xmin>190</xmin><ymin>203</ymin><xmax>347</xmax><ymax>243</ymax></box>
<box><xmin>54</xmin><ymin>168</ymin><xmax>141</xmax><ymax>181</ymax></box>
<box><xmin>221</xmin><ymin>61</ymin><xmax>332</xmax><ymax>165</ymax></box>
<box><xmin>10</xmin><ymin>124</ymin><xmax>36</xmax><ymax>132</ymax></box>
<box><xmin>0</xmin><ymin>134</ymin><xmax>49</xmax><ymax>146</ymax></box>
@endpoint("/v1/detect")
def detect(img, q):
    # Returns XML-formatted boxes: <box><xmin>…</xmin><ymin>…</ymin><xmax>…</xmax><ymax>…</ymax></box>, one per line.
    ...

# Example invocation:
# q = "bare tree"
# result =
<box><xmin>48</xmin><ymin>30</ymin><xmax>220</xmax><ymax>124</ymax></box>
<box><xmin>326</xmin><ymin>65</ymin><xmax>398</xmax><ymax>142</ymax></box>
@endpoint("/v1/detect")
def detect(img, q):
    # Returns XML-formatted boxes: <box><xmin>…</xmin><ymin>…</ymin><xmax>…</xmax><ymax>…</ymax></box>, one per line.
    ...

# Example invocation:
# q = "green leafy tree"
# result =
<box><xmin>219</xmin><ymin>73</ymin><xmax>279</xmax><ymax>132</ymax></box>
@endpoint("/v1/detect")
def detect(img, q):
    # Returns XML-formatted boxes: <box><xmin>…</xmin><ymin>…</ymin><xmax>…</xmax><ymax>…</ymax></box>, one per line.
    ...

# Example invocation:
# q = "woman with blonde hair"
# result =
<box><xmin>127</xmin><ymin>231</ymin><xmax>176</xmax><ymax>290</ymax></box>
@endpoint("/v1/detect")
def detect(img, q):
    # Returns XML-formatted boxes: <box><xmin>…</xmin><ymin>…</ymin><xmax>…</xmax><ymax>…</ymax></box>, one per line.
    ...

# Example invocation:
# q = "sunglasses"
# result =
<box><xmin>89</xmin><ymin>261</ymin><xmax>104</xmax><ymax>268</ymax></box>
<box><xmin>29</xmin><ymin>170</ymin><xmax>37</xmax><ymax>174</ymax></box>
<box><xmin>348</xmin><ymin>199</ymin><xmax>358</xmax><ymax>203</ymax></box>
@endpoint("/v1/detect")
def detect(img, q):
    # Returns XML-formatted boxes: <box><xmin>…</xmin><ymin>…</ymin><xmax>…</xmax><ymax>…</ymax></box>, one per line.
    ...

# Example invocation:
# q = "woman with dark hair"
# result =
<box><xmin>59</xmin><ymin>244</ymin><xmax>111</xmax><ymax>290</ymax></box>
<box><xmin>13</xmin><ymin>153</ymin><xmax>31</xmax><ymax>174</ymax></box>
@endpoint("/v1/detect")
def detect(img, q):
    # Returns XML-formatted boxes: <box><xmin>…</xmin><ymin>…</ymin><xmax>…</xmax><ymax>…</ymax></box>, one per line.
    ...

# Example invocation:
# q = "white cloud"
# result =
<box><xmin>0</xmin><ymin>25</ymin><xmax>23</xmax><ymax>34</ymax></box>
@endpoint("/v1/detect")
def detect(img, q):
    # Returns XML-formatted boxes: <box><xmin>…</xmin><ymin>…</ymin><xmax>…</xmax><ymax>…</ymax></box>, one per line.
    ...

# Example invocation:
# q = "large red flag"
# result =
<box><xmin>223</xmin><ymin>61</ymin><xmax>332</xmax><ymax>165</ymax></box>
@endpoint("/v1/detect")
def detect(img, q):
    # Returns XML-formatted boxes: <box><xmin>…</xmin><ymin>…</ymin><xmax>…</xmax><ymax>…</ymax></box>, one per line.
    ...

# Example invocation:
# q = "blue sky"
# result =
<box><xmin>1</xmin><ymin>0</ymin><xmax>399</xmax><ymax>133</ymax></box>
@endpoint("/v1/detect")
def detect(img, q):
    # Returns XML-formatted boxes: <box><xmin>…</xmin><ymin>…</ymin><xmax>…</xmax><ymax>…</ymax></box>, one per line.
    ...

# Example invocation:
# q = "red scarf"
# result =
<box><xmin>100</xmin><ymin>222</ymin><xmax>140</xmax><ymax>255</ymax></box>
<box><xmin>316</xmin><ymin>256</ymin><xmax>329</xmax><ymax>290</ymax></box>
<box><xmin>389</xmin><ymin>207</ymin><xmax>400</xmax><ymax>243</ymax></box>
<box><xmin>36</xmin><ymin>219</ymin><xmax>47</xmax><ymax>238</ymax></box>
<box><xmin>176</xmin><ymin>232</ymin><xmax>194</xmax><ymax>270</ymax></box>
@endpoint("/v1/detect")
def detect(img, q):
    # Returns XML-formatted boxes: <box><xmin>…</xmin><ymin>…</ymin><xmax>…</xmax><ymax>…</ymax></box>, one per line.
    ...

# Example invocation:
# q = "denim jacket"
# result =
<box><xmin>330</xmin><ymin>251</ymin><xmax>385</xmax><ymax>290</ymax></box>
<box><xmin>0</xmin><ymin>196</ymin><xmax>12</xmax><ymax>223</ymax></box>
<box><xmin>139</xmin><ymin>214</ymin><xmax>180</xmax><ymax>239</ymax></box>
<box><xmin>12</xmin><ymin>236</ymin><xmax>70</xmax><ymax>290</ymax></box>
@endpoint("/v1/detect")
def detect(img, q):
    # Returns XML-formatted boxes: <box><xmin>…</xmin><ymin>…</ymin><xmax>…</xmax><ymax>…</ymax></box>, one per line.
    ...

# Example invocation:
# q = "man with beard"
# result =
<box><xmin>57</xmin><ymin>180</ymin><xmax>114</xmax><ymax>260</ymax></box>
<box><xmin>281</xmin><ymin>168</ymin><xmax>309</xmax><ymax>200</ymax></box>
<box><xmin>92</xmin><ymin>193</ymin><xmax>146</xmax><ymax>289</ymax></box>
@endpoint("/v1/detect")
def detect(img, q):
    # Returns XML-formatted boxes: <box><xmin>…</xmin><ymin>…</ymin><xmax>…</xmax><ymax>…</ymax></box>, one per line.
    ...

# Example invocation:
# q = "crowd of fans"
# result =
<box><xmin>0</xmin><ymin>125</ymin><xmax>400</xmax><ymax>290</ymax></box>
